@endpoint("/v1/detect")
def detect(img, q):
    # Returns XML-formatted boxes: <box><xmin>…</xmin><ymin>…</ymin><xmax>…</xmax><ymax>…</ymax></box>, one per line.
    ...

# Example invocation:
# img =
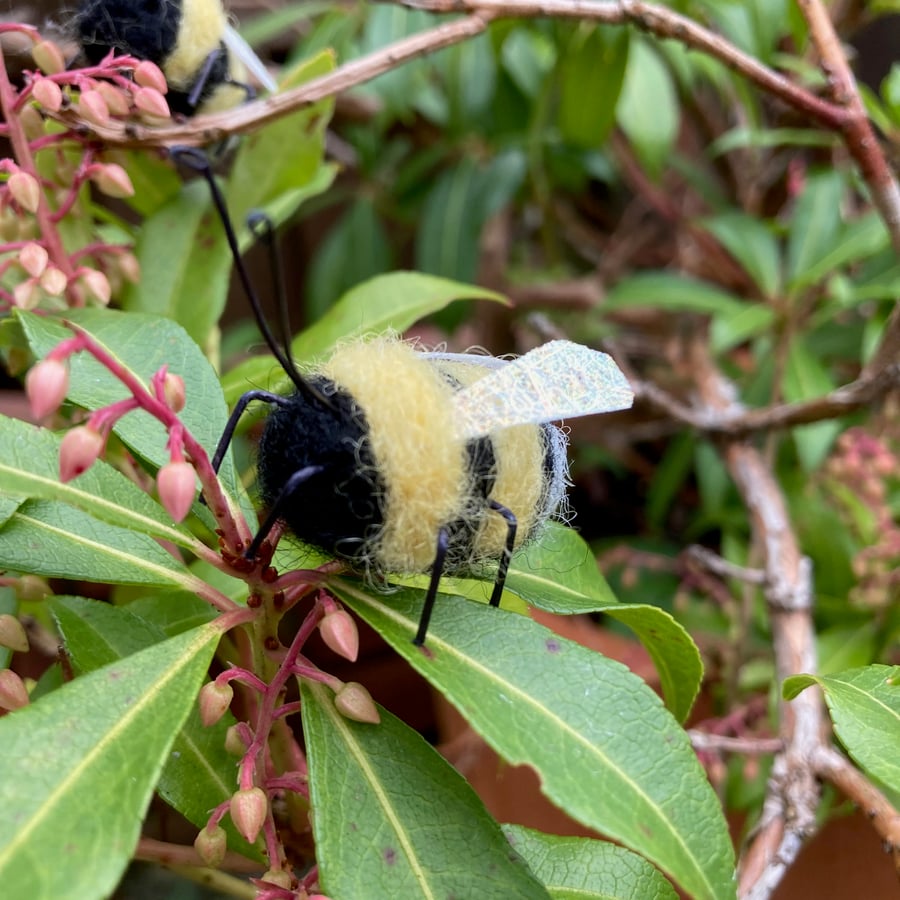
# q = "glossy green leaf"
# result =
<box><xmin>0</xmin><ymin>494</ymin><xmax>24</xmax><ymax>527</ymax></box>
<box><xmin>700</xmin><ymin>211</ymin><xmax>781</xmax><ymax>299</ymax></box>
<box><xmin>301</xmin><ymin>679</ymin><xmax>550</xmax><ymax>899</ymax></box>
<box><xmin>0</xmin><ymin>499</ymin><xmax>191</xmax><ymax>588</ymax></box>
<box><xmin>502</xmin><ymin>826</ymin><xmax>678</xmax><ymax>900</ymax></box>
<box><xmin>503</xmin><ymin>525</ymin><xmax>702</xmax><ymax>722</ymax></box>
<box><xmin>785</xmin><ymin>170</ymin><xmax>843</xmax><ymax>291</ymax></box>
<box><xmin>559</xmin><ymin>25</ymin><xmax>629</xmax><ymax>148</ymax></box>
<box><xmin>332</xmin><ymin>584</ymin><xmax>735</xmax><ymax>900</ymax></box>
<box><xmin>616</xmin><ymin>39</ymin><xmax>679</xmax><ymax>178</ymax></box>
<box><xmin>0</xmin><ymin>623</ymin><xmax>220</xmax><ymax>899</ymax></box>
<box><xmin>794</xmin><ymin>212</ymin><xmax>889</xmax><ymax>291</ymax></box>
<box><xmin>0</xmin><ymin>416</ymin><xmax>197</xmax><ymax>550</ymax></box>
<box><xmin>784</xmin><ymin>665</ymin><xmax>900</xmax><ymax>795</ymax></box>
<box><xmin>50</xmin><ymin>596</ymin><xmax>260</xmax><ymax>861</ymax></box>
<box><xmin>222</xmin><ymin>272</ymin><xmax>507</xmax><ymax>404</ymax></box>
<box><xmin>16</xmin><ymin>308</ymin><xmax>240</xmax><ymax>498</ymax></box>
<box><xmin>784</xmin><ymin>338</ymin><xmax>840</xmax><ymax>471</ymax></box>
<box><xmin>710</xmin><ymin>304</ymin><xmax>776</xmax><ymax>354</ymax></box>
<box><xmin>501</xmin><ymin>27</ymin><xmax>556</xmax><ymax>98</ymax></box>
<box><xmin>604</xmin><ymin>273</ymin><xmax>742</xmax><ymax>315</ymax></box>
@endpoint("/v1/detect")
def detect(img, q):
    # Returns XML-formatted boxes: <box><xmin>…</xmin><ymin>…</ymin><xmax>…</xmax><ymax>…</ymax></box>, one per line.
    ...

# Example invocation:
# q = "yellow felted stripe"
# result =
<box><xmin>474</xmin><ymin>423</ymin><xmax>545</xmax><ymax>558</ymax></box>
<box><xmin>323</xmin><ymin>339</ymin><xmax>468</xmax><ymax>573</ymax></box>
<box><xmin>163</xmin><ymin>0</ymin><xmax>227</xmax><ymax>88</ymax></box>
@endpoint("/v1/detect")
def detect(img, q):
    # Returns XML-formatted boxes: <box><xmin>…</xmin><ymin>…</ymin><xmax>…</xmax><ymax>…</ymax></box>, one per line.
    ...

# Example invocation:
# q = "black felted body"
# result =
<box><xmin>256</xmin><ymin>380</ymin><xmax>384</xmax><ymax>565</ymax></box>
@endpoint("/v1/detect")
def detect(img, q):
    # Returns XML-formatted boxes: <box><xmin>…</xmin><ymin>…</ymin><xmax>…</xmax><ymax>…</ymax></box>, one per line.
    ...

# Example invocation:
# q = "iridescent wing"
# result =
<box><xmin>223</xmin><ymin>24</ymin><xmax>278</xmax><ymax>93</ymax></box>
<box><xmin>447</xmin><ymin>341</ymin><xmax>633</xmax><ymax>440</ymax></box>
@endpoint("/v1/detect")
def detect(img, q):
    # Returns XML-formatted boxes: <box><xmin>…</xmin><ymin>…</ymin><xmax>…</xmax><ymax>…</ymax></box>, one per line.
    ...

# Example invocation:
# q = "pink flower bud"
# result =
<box><xmin>78</xmin><ymin>89</ymin><xmax>111</xmax><ymax>126</ymax></box>
<box><xmin>0</xmin><ymin>615</ymin><xmax>28</xmax><ymax>654</ymax></box>
<box><xmin>157</xmin><ymin>461</ymin><xmax>196</xmax><ymax>522</ymax></box>
<box><xmin>15</xmin><ymin>575</ymin><xmax>51</xmax><ymax>602</ymax></box>
<box><xmin>39</xmin><ymin>265</ymin><xmax>67</xmax><ymax>297</ymax></box>
<box><xmin>198</xmin><ymin>680</ymin><xmax>233</xmax><ymax>727</ymax></box>
<box><xmin>230</xmin><ymin>787</ymin><xmax>267</xmax><ymax>843</ymax></box>
<box><xmin>163</xmin><ymin>372</ymin><xmax>186</xmax><ymax>412</ymax></box>
<box><xmin>19</xmin><ymin>242</ymin><xmax>48</xmax><ymax>278</ymax></box>
<box><xmin>334</xmin><ymin>682</ymin><xmax>380</xmax><ymax>724</ymax></box>
<box><xmin>31</xmin><ymin>40</ymin><xmax>66</xmax><ymax>75</ymax></box>
<box><xmin>94</xmin><ymin>81</ymin><xmax>131</xmax><ymax>117</ymax></box>
<box><xmin>319</xmin><ymin>609</ymin><xmax>359</xmax><ymax>662</ymax></box>
<box><xmin>80</xmin><ymin>269</ymin><xmax>111</xmax><ymax>306</ymax></box>
<box><xmin>224</xmin><ymin>724</ymin><xmax>249</xmax><ymax>756</ymax></box>
<box><xmin>134</xmin><ymin>61</ymin><xmax>168</xmax><ymax>94</ymax></box>
<box><xmin>133</xmin><ymin>87</ymin><xmax>170</xmax><ymax>120</ymax></box>
<box><xmin>8</xmin><ymin>171</ymin><xmax>40</xmax><ymax>213</ymax></box>
<box><xmin>26</xmin><ymin>359</ymin><xmax>69</xmax><ymax>419</ymax></box>
<box><xmin>89</xmin><ymin>163</ymin><xmax>134</xmax><ymax>199</ymax></box>
<box><xmin>20</xmin><ymin>105</ymin><xmax>45</xmax><ymax>141</ymax></box>
<box><xmin>0</xmin><ymin>669</ymin><xmax>29</xmax><ymax>711</ymax></box>
<box><xmin>260</xmin><ymin>870</ymin><xmax>292</xmax><ymax>890</ymax></box>
<box><xmin>59</xmin><ymin>426</ymin><xmax>105</xmax><ymax>482</ymax></box>
<box><xmin>12</xmin><ymin>278</ymin><xmax>39</xmax><ymax>310</ymax></box>
<box><xmin>118</xmin><ymin>252</ymin><xmax>141</xmax><ymax>283</ymax></box>
<box><xmin>194</xmin><ymin>824</ymin><xmax>227</xmax><ymax>867</ymax></box>
<box><xmin>32</xmin><ymin>78</ymin><xmax>63</xmax><ymax>112</ymax></box>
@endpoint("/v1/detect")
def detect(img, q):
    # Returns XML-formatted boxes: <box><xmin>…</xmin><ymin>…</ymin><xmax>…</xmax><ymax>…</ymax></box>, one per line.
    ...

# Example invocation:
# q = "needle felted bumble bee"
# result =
<box><xmin>75</xmin><ymin>0</ymin><xmax>276</xmax><ymax>115</ymax></box>
<box><xmin>185</xmin><ymin>156</ymin><xmax>634</xmax><ymax>647</ymax></box>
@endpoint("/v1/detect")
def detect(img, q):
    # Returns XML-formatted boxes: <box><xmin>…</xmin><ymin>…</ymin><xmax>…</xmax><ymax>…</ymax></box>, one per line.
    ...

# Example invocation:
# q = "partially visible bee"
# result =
<box><xmin>74</xmin><ymin>0</ymin><xmax>276</xmax><ymax>115</ymax></box>
<box><xmin>185</xmin><ymin>152</ymin><xmax>635</xmax><ymax>646</ymax></box>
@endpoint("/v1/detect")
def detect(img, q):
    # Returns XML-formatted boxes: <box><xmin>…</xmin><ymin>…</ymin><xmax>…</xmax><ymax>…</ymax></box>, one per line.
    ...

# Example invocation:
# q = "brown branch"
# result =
<box><xmin>811</xmin><ymin>745</ymin><xmax>900</xmax><ymax>872</ymax></box>
<box><xmin>689</xmin><ymin>731</ymin><xmax>783</xmax><ymax>755</ymax></box>
<box><xmin>797</xmin><ymin>0</ymin><xmax>900</xmax><ymax>255</ymax></box>
<box><xmin>633</xmin><ymin>363</ymin><xmax>900</xmax><ymax>436</ymax></box>
<box><xmin>684</xmin><ymin>546</ymin><xmax>767</xmax><ymax>586</ymax></box>
<box><xmin>392</xmin><ymin>0</ymin><xmax>845</xmax><ymax>127</ymax></box>
<box><xmin>679</xmin><ymin>340</ymin><xmax>824</xmax><ymax>900</ymax></box>
<box><xmin>51</xmin><ymin>14</ymin><xmax>493</xmax><ymax>148</ymax></box>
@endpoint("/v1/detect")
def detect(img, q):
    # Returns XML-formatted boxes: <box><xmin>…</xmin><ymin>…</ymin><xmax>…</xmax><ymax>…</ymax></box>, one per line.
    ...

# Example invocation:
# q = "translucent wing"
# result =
<box><xmin>450</xmin><ymin>341</ymin><xmax>633</xmax><ymax>440</ymax></box>
<box><xmin>224</xmin><ymin>24</ymin><xmax>278</xmax><ymax>93</ymax></box>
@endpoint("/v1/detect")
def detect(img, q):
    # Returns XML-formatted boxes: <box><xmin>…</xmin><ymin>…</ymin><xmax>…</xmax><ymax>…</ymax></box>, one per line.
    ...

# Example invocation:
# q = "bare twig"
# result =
<box><xmin>811</xmin><ymin>745</ymin><xmax>900</xmax><ymax>871</ymax></box>
<box><xmin>632</xmin><ymin>364</ymin><xmax>900</xmax><ymax>436</ymax></box>
<box><xmin>689</xmin><ymin>731</ymin><xmax>783</xmax><ymax>755</ymax></box>
<box><xmin>684</xmin><ymin>546</ymin><xmax>767</xmax><ymax>586</ymax></box>
<box><xmin>51</xmin><ymin>14</ymin><xmax>493</xmax><ymax>147</ymax></box>
<box><xmin>680</xmin><ymin>340</ymin><xmax>824</xmax><ymax>900</ymax></box>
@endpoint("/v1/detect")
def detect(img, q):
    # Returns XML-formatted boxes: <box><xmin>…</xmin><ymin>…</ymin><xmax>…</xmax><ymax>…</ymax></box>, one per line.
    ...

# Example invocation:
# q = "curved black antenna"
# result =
<box><xmin>247</xmin><ymin>211</ymin><xmax>294</xmax><ymax>384</ymax></box>
<box><xmin>171</xmin><ymin>147</ymin><xmax>332</xmax><ymax>408</ymax></box>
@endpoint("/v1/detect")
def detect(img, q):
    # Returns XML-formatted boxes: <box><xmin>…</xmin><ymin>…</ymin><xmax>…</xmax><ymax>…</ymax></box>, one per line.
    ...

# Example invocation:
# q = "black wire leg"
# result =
<box><xmin>487</xmin><ymin>500</ymin><xmax>517</xmax><ymax>608</ymax></box>
<box><xmin>211</xmin><ymin>389</ymin><xmax>289</xmax><ymax>474</ymax></box>
<box><xmin>245</xmin><ymin>464</ymin><xmax>325</xmax><ymax>560</ymax></box>
<box><xmin>414</xmin><ymin>527</ymin><xmax>450</xmax><ymax>647</ymax></box>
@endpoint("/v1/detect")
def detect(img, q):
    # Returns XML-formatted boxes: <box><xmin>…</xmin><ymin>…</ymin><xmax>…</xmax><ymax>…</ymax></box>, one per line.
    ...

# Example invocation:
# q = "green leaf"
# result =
<box><xmin>50</xmin><ymin>597</ymin><xmax>260</xmax><ymax>860</ymax></box>
<box><xmin>504</xmin><ymin>525</ymin><xmax>702</xmax><ymax>722</ymax></box>
<box><xmin>0</xmin><ymin>499</ymin><xmax>191</xmax><ymax>588</ymax></box>
<box><xmin>558</xmin><ymin>25</ymin><xmax>629</xmax><ymax>148</ymax></box>
<box><xmin>0</xmin><ymin>416</ymin><xmax>197</xmax><ymax>549</ymax></box>
<box><xmin>604</xmin><ymin>273</ymin><xmax>743</xmax><ymax>315</ymax></box>
<box><xmin>616</xmin><ymin>39</ymin><xmax>679</xmax><ymax>179</ymax></box>
<box><xmin>784</xmin><ymin>665</ymin><xmax>900</xmax><ymax>795</ymax></box>
<box><xmin>795</xmin><ymin>212</ymin><xmax>889</xmax><ymax>291</ymax></box>
<box><xmin>301</xmin><ymin>679</ymin><xmax>550</xmax><ymax>899</ymax></box>
<box><xmin>0</xmin><ymin>623</ymin><xmax>220</xmax><ymax>899</ymax></box>
<box><xmin>783</xmin><ymin>338</ymin><xmax>840</xmax><ymax>471</ymax></box>
<box><xmin>332</xmin><ymin>584</ymin><xmax>735</xmax><ymax>900</ymax></box>
<box><xmin>700</xmin><ymin>211</ymin><xmax>781</xmax><ymax>299</ymax></box>
<box><xmin>502</xmin><ymin>826</ymin><xmax>678</xmax><ymax>900</ymax></box>
<box><xmin>785</xmin><ymin>170</ymin><xmax>843</xmax><ymax>292</ymax></box>
<box><xmin>222</xmin><ymin>273</ymin><xmax>508</xmax><ymax>404</ymax></box>
<box><xmin>16</xmin><ymin>308</ymin><xmax>240</xmax><ymax>498</ymax></box>
<box><xmin>710</xmin><ymin>304</ymin><xmax>776</xmax><ymax>354</ymax></box>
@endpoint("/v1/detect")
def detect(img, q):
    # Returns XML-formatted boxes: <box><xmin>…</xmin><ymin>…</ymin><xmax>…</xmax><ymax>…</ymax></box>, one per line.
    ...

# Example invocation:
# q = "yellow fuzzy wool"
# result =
<box><xmin>163</xmin><ymin>0</ymin><xmax>228</xmax><ymax>88</ymax></box>
<box><xmin>474</xmin><ymin>423</ymin><xmax>545</xmax><ymax>557</ymax></box>
<box><xmin>323</xmin><ymin>339</ymin><xmax>469</xmax><ymax>573</ymax></box>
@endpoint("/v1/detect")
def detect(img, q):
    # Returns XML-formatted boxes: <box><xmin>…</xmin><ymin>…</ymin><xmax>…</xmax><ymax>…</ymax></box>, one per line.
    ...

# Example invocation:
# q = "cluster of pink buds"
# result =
<box><xmin>26</xmin><ymin>36</ymin><xmax>171</xmax><ymax>124</ymax></box>
<box><xmin>25</xmin><ymin>333</ymin><xmax>196</xmax><ymax>523</ymax></box>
